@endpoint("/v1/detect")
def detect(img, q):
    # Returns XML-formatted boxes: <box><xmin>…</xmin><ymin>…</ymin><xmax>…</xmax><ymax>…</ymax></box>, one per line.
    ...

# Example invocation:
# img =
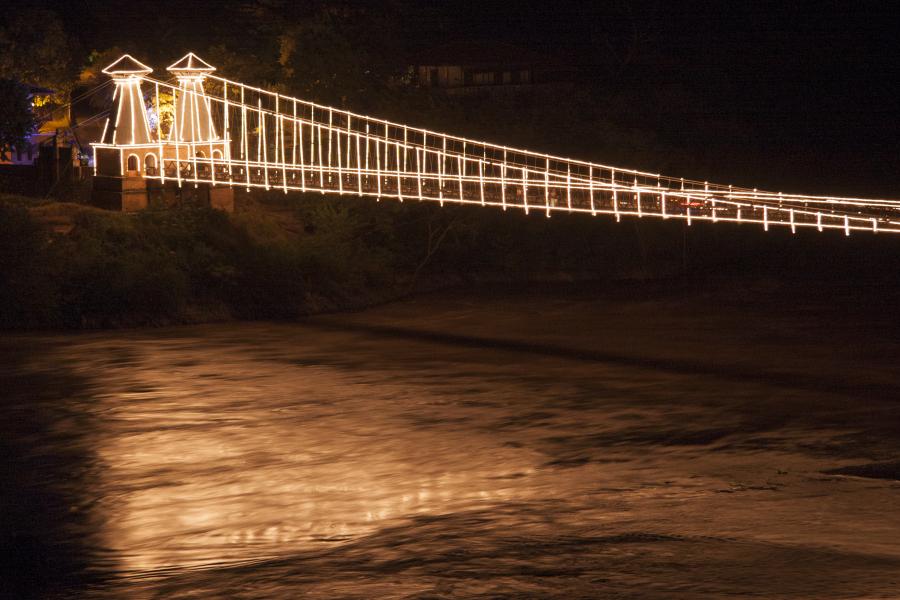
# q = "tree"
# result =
<box><xmin>239</xmin><ymin>1</ymin><xmax>405</xmax><ymax>108</ymax></box>
<box><xmin>0</xmin><ymin>79</ymin><xmax>36</xmax><ymax>158</ymax></box>
<box><xmin>0</xmin><ymin>8</ymin><xmax>76</xmax><ymax>93</ymax></box>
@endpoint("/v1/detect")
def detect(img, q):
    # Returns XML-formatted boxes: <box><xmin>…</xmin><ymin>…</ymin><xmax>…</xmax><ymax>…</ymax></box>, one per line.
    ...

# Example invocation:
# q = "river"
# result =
<box><xmin>2</xmin><ymin>283</ymin><xmax>899</xmax><ymax>598</ymax></box>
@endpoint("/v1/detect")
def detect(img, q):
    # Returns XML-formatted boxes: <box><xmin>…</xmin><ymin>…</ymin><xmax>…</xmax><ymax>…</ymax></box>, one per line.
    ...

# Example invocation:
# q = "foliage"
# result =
<box><xmin>0</xmin><ymin>8</ymin><xmax>77</xmax><ymax>93</ymax></box>
<box><xmin>0</xmin><ymin>189</ymin><xmax>666</xmax><ymax>330</ymax></box>
<box><xmin>0</xmin><ymin>203</ymin><xmax>62</xmax><ymax>328</ymax></box>
<box><xmin>274</xmin><ymin>4</ymin><xmax>404</xmax><ymax>107</ymax></box>
<box><xmin>0</xmin><ymin>80</ymin><xmax>37</xmax><ymax>156</ymax></box>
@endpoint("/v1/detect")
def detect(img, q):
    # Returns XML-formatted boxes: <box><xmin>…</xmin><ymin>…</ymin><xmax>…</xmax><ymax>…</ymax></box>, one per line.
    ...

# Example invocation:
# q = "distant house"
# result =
<box><xmin>414</xmin><ymin>41</ymin><xmax>576</xmax><ymax>95</ymax></box>
<box><xmin>0</xmin><ymin>81</ymin><xmax>100</xmax><ymax>174</ymax></box>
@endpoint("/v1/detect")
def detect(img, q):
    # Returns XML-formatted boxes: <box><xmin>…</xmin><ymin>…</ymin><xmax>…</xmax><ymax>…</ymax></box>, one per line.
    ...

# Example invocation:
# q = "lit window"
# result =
<box><xmin>473</xmin><ymin>72</ymin><xmax>494</xmax><ymax>85</ymax></box>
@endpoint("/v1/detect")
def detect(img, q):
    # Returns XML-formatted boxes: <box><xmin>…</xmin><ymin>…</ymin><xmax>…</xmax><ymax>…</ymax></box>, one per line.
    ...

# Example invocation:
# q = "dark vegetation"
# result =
<box><xmin>4</xmin><ymin>189</ymin><xmax>900</xmax><ymax>329</ymax></box>
<box><xmin>0</xmin><ymin>190</ymin><xmax>665</xmax><ymax>328</ymax></box>
<box><xmin>0</xmin><ymin>80</ymin><xmax>37</xmax><ymax>158</ymax></box>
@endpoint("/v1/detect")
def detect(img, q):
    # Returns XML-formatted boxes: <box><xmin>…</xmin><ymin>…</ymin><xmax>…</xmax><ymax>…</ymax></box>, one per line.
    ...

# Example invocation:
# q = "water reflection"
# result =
<box><xmin>3</xmin><ymin>290</ymin><xmax>900</xmax><ymax>597</ymax></box>
<box><xmin>91</xmin><ymin>353</ymin><xmax>541</xmax><ymax>574</ymax></box>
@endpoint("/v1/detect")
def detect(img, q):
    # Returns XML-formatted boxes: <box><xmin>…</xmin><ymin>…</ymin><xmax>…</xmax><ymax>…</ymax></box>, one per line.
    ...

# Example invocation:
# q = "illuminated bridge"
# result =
<box><xmin>93</xmin><ymin>53</ymin><xmax>900</xmax><ymax>236</ymax></box>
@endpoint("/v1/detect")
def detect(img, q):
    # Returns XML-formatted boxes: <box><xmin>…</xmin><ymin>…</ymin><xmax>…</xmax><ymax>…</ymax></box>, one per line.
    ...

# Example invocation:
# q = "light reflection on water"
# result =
<box><xmin>74</xmin><ymin>341</ymin><xmax>560</xmax><ymax>576</ymax></box>
<box><xmin>95</xmin><ymin>362</ymin><xmax>535</xmax><ymax>572</ymax></box>
<box><xmin>3</xmin><ymin>291</ymin><xmax>900</xmax><ymax>598</ymax></box>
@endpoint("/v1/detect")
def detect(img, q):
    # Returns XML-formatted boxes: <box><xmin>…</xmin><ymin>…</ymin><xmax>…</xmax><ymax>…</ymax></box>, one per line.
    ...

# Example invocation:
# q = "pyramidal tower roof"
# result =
<box><xmin>102</xmin><ymin>54</ymin><xmax>153</xmax><ymax>76</ymax></box>
<box><xmin>167</xmin><ymin>52</ymin><xmax>216</xmax><ymax>73</ymax></box>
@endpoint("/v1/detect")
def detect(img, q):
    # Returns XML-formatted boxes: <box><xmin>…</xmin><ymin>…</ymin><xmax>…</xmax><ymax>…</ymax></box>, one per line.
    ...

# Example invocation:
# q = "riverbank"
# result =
<box><xmin>0</xmin><ymin>190</ymin><xmax>656</xmax><ymax>330</ymax></box>
<box><xmin>3</xmin><ymin>190</ymin><xmax>900</xmax><ymax>331</ymax></box>
<box><xmin>0</xmin><ymin>192</ymin><xmax>433</xmax><ymax>329</ymax></box>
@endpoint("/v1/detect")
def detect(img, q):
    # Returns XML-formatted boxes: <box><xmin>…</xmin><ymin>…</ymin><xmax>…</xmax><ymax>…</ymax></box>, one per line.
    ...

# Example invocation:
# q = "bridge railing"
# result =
<box><xmin>95</xmin><ymin>68</ymin><xmax>900</xmax><ymax>235</ymax></box>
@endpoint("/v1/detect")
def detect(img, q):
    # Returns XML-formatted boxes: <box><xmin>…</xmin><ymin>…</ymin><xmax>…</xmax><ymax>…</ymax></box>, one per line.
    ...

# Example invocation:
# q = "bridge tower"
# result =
<box><xmin>166</xmin><ymin>52</ymin><xmax>233</xmax><ymax>211</ymax></box>
<box><xmin>91</xmin><ymin>54</ymin><xmax>157</xmax><ymax>211</ymax></box>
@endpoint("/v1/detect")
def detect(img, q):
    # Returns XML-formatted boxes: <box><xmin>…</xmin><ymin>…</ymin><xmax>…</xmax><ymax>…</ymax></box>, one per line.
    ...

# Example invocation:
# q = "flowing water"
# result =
<box><xmin>2</xmin><ymin>284</ymin><xmax>900</xmax><ymax>598</ymax></box>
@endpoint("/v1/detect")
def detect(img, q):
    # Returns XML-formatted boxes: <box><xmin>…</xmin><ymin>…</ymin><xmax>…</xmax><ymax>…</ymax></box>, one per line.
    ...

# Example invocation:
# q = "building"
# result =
<box><xmin>414</xmin><ymin>41</ymin><xmax>576</xmax><ymax>95</ymax></box>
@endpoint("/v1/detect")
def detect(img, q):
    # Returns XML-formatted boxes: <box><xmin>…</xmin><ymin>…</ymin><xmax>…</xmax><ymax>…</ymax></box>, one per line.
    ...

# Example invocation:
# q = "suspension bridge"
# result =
<box><xmin>92</xmin><ymin>53</ymin><xmax>900</xmax><ymax>235</ymax></box>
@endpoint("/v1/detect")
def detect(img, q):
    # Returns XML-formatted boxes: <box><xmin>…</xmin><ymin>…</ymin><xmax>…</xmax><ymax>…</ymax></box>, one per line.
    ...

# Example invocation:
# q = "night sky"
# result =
<box><xmin>424</xmin><ymin>1</ymin><xmax>900</xmax><ymax>196</ymax></box>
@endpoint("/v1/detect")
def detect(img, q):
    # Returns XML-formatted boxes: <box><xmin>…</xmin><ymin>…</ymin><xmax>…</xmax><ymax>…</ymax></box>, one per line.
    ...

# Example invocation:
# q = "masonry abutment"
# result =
<box><xmin>90</xmin><ymin>53</ymin><xmax>233</xmax><ymax>212</ymax></box>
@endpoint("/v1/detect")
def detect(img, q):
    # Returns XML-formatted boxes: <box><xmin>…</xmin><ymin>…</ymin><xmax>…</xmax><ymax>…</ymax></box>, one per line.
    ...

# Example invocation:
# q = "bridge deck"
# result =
<box><xmin>92</xmin><ymin>65</ymin><xmax>900</xmax><ymax>235</ymax></box>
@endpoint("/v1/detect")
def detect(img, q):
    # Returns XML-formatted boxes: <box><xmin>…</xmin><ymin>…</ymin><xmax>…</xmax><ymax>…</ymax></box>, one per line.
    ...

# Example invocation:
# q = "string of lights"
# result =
<box><xmin>92</xmin><ymin>54</ymin><xmax>900</xmax><ymax>236</ymax></box>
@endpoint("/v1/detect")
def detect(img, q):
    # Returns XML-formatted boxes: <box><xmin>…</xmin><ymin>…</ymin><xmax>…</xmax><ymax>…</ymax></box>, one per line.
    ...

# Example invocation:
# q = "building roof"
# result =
<box><xmin>23</xmin><ymin>84</ymin><xmax>55</xmax><ymax>96</ymax></box>
<box><xmin>416</xmin><ymin>41</ymin><xmax>550</xmax><ymax>67</ymax></box>
<box><xmin>102</xmin><ymin>54</ymin><xmax>153</xmax><ymax>76</ymax></box>
<box><xmin>167</xmin><ymin>52</ymin><xmax>216</xmax><ymax>73</ymax></box>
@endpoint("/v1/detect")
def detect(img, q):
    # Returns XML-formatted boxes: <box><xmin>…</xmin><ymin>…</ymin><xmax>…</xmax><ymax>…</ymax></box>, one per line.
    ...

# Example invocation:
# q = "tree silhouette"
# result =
<box><xmin>0</xmin><ymin>80</ymin><xmax>36</xmax><ymax>158</ymax></box>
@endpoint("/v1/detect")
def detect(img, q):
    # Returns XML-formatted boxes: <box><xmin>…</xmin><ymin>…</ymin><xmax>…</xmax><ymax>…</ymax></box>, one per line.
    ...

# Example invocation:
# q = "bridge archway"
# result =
<box><xmin>144</xmin><ymin>153</ymin><xmax>158</xmax><ymax>175</ymax></box>
<box><xmin>126</xmin><ymin>154</ymin><xmax>140</xmax><ymax>174</ymax></box>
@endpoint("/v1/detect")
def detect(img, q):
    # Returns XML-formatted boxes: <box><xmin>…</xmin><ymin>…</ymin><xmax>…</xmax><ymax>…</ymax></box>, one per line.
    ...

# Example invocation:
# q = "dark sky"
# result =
<box><xmin>408</xmin><ymin>2</ymin><xmax>898</xmax><ymax>134</ymax></box>
<box><xmin>406</xmin><ymin>1</ymin><xmax>900</xmax><ymax>195</ymax></box>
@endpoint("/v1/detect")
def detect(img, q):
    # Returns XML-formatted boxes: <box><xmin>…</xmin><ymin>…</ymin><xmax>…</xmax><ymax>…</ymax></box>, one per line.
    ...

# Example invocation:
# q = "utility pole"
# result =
<box><xmin>54</xmin><ymin>128</ymin><xmax>60</xmax><ymax>186</ymax></box>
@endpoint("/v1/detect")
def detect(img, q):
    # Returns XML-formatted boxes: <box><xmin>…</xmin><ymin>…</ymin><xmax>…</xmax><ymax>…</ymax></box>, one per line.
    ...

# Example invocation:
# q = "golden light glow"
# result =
<box><xmin>90</xmin><ymin>353</ymin><xmax>535</xmax><ymax>574</ymax></box>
